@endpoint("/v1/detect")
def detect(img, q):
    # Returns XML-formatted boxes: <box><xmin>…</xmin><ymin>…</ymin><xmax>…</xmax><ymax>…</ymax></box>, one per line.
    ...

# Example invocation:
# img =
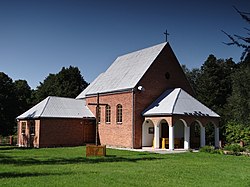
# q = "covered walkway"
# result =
<box><xmin>142</xmin><ymin>88</ymin><xmax>220</xmax><ymax>150</ymax></box>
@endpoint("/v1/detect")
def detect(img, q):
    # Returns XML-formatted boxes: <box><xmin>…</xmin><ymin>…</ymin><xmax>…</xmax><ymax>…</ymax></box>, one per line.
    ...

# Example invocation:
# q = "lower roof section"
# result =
<box><xmin>142</xmin><ymin>88</ymin><xmax>220</xmax><ymax>118</ymax></box>
<box><xmin>17</xmin><ymin>96</ymin><xmax>95</xmax><ymax>120</ymax></box>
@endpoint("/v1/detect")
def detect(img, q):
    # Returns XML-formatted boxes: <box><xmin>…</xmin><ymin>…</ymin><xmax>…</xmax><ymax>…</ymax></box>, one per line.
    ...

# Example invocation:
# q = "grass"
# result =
<box><xmin>0</xmin><ymin>146</ymin><xmax>250</xmax><ymax>187</ymax></box>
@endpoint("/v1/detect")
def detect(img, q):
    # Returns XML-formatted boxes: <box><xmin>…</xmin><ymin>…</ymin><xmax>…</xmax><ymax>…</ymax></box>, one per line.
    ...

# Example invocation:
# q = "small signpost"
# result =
<box><xmin>86</xmin><ymin>93</ymin><xmax>107</xmax><ymax>157</ymax></box>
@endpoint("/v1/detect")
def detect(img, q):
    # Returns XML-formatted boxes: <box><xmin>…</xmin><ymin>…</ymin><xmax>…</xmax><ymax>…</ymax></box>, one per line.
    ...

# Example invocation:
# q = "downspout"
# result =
<box><xmin>132</xmin><ymin>88</ymin><xmax>135</xmax><ymax>148</ymax></box>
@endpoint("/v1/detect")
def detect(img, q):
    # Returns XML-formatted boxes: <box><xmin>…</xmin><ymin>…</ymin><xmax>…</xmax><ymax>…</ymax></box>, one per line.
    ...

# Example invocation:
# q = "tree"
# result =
<box><xmin>222</xmin><ymin>6</ymin><xmax>250</xmax><ymax>61</ymax></box>
<box><xmin>34</xmin><ymin>66</ymin><xmax>88</xmax><ymax>102</ymax></box>
<box><xmin>181</xmin><ymin>65</ymin><xmax>200</xmax><ymax>94</ymax></box>
<box><xmin>14</xmin><ymin>80</ymin><xmax>32</xmax><ymax>114</ymax></box>
<box><xmin>195</xmin><ymin>55</ymin><xmax>235</xmax><ymax>115</ymax></box>
<box><xmin>0</xmin><ymin>72</ymin><xmax>18</xmax><ymax>136</ymax></box>
<box><xmin>227</xmin><ymin>60</ymin><xmax>250</xmax><ymax>124</ymax></box>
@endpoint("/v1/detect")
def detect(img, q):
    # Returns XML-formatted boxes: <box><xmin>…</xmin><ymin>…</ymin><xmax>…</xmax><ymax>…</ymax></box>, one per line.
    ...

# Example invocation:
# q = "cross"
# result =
<box><xmin>164</xmin><ymin>29</ymin><xmax>170</xmax><ymax>42</ymax></box>
<box><xmin>88</xmin><ymin>93</ymin><xmax>108</xmax><ymax>145</ymax></box>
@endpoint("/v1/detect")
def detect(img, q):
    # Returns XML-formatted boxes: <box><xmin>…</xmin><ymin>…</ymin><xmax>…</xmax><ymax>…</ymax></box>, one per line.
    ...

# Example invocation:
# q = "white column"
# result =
<box><xmin>200</xmin><ymin>126</ymin><xmax>206</xmax><ymax>147</ymax></box>
<box><xmin>215</xmin><ymin>127</ymin><xmax>220</xmax><ymax>148</ymax></box>
<box><xmin>169</xmin><ymin>125</ymin><xmax>174</xmax><ymax>150</ymax></box>
<box><xmin>184</xmin><ymin>126</ymin><xmax>190</xmax><ymax>150</ymax></box>
<box><xmin>154</xmin><ymin>124</ymin><xmax>160</xmax><ymax>149</ymax></box>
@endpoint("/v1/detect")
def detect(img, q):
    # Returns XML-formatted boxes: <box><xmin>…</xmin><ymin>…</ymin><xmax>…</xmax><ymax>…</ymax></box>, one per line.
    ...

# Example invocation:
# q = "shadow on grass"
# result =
<box><xmin>0</xmin><ymin>171</ymin><xmax>73</xmax><ymax>179</ymax></box>
<box><xmin>0</xmin><ymin>146</ymin><xmax>19</xmax><ymax>151</ymax></box>
<box><xmin>0</xmin><ymin>154</ymin><xmax>163</xmax><ymax>166</ymax></box>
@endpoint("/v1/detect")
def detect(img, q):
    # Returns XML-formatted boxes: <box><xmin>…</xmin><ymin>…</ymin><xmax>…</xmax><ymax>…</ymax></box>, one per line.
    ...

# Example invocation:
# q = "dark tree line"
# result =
<box><xmin>0</xmin><ymin>66</ymin><xmax>88</xmax><ymax>136</ymax></box>
<box><xmin>182</xmin><ymin>7</ymin><xmax>250</xmax><ymax>145</ymax></box>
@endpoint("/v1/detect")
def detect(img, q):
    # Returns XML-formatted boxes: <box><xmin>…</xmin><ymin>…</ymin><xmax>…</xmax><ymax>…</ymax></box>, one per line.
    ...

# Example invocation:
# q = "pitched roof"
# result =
<box><xmin>142</xmin><ymin>88</ymin><xmax>220</xmax><ymax>118</ymax></box>
<box><xmin>17</xmin><ymin>96</ymin><xmax>94</xmax><ymax>119</ymax></box>
<box><xmin>76</xmin><ymin>42</ymin><xmax>167</xmax><ymax>98</ymax></box>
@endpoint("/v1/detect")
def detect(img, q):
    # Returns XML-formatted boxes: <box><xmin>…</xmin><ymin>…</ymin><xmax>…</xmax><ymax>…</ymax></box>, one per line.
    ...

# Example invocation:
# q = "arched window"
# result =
<box><xmin>116</xmin><ymin>104</ymin><xmax>122</xmax><ymax>123</ymax></box>
<box><xmin>105</xmin><ymin>105</ymin><xmax>111</xmax><ymax>123</ymax></box>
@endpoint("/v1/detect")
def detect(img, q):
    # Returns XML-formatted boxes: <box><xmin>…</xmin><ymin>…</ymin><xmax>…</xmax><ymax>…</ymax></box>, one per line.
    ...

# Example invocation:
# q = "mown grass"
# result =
<box><xmin>0</xmin><ymin>146</ymin><xmax>249</xmax><ymax>187</ymax></box>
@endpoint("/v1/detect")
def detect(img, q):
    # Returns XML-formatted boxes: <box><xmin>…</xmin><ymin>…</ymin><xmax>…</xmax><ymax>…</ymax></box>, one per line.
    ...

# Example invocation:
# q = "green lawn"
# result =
<box><xmin>0</xmin><ymin>146</ymin><xmax>249</xmax><ymax>187</ymax></box>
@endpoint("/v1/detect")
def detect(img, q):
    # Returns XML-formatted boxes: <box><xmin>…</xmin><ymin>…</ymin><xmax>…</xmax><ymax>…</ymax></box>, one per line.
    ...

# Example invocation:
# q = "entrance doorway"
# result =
<box><xmin>142</xmin><ymin>120</ymin><xmax>154</xmax><ymax>147</ymax></box>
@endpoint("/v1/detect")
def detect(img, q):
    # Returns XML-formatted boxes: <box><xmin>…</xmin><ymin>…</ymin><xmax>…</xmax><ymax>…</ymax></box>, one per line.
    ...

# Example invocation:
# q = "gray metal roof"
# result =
<box><xmin>76</xmin><ymin>73</ymin><xmax>104</xmax><ymax>99</ymax></box>
<box><xmin>17</xmin><ymin>96</ymin><xmax>94</xmax><ymax>119</ymax></box>
<box><xmin>76</xmin><ymin>42</ymin><xmax>167</xmax><ymax>98</ymax></box>
<box><xmin>143</xmin><ymin>88</ymin><xmax>220</xmax><ymax>118</ymax></box>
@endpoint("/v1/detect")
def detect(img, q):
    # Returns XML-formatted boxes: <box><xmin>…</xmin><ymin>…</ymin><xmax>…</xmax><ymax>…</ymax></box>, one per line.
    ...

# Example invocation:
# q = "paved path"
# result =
<box><xmin>107</xmin><ymin>146</ymin><xmax>197</xmax><ymax>154</ymax></box>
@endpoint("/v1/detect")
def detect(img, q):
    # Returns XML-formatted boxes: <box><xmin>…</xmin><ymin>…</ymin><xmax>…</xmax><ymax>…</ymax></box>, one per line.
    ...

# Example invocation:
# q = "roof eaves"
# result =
<box><xmin>85</xmin><ymin>87</ymin><xmax>133</xmax><ymax>97</ymax></box>
<box><xmin>143</xmin><ymin>113</ymin><xmax>173</xmax><ymax>117</ymax></box>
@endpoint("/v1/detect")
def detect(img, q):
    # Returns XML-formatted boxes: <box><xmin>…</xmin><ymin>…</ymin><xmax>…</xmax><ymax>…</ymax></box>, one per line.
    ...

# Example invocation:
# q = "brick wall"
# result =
<box><xmin>133</xmin><ymin>43</ymin><xmax>194</xmax><ymax>148</ymax></box>
<box><xmin>85</xmin><ymin>44</ymin><xmax>194</xmax><ymax>149</ymax></box>
<box><xmin>17</xmin><ymin>120</ymin><xmax>40</xmax><ymax>148</ymax></box>
<box><xmin>39</xmin><ymin>118</ymin><xmax>95</xmax><ymax>148</ymax></box>
<box><xmin>86</xmin><ymin>92</ymin><xmax>133</xmax><ymax>148</ymax></box>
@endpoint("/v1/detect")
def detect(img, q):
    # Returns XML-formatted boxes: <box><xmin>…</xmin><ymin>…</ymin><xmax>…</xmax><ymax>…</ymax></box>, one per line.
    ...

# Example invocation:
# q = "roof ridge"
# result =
<box><xmin>116</xmin><ymin>42</ymin><xmax>167</xmax><ymax>59</ymax></box>
<box><xmin>40</xmin><ymin>96</ymin><xmax>51</xmax><ymax>117</ymax></box>
<box><xmin>171</xmin><ymin>88</ymin><xmax>181</xmax><ymax>114</ymax></box>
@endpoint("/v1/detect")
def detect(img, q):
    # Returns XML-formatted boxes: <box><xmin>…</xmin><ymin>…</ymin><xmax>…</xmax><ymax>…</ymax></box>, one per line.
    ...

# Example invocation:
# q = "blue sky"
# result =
<box><xmin>0</xmin><ymin>0</ymin><xmax>249</xmax><ymax>89</ymax></box>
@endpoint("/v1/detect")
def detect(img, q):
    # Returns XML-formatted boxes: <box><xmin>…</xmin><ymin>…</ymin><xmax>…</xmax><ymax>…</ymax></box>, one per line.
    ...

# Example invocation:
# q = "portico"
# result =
<box><xmin>142</xmin><ymin>88</ymin><xmax>220</xmax><ymax>150</ymax></box>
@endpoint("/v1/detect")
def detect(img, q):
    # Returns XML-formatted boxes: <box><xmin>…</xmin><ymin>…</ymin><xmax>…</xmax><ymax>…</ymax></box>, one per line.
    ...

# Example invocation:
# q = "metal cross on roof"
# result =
<box><xmin>164</xmin><ymin>29</ymin><xmax>170</xmax><ymax>42</ymax></box>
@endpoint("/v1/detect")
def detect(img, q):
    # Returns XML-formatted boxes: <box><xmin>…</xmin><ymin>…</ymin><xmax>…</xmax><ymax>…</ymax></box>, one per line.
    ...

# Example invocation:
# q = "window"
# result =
<box><xmin>105</xmin><ymin>105</ymin><xmax>111</xmax><ymax>123</ymax></box>
<box><xmin>30</xmin><ymin>121</ymin><xmax>35</xmax><ymax>135</ymax></box>
<box><xmin>116</xmin><ymin>104</ymin><xmax>122</xmax><ymax>123</ymax></box>
<box><xmin>21</xmin><ymin>122</ymin><xmax>26</xmax><ymax>134</ymax></box>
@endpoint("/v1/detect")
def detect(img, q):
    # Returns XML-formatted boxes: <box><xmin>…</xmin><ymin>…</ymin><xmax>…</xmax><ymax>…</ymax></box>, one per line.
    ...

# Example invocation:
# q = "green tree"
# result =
<box><xmin>0</xmin><ymin>72</ymin><xmax>18</xmax><ymax>136</ymax></box>
<box><xmin>196</xmin><ymin>55</ymin><xmax>235</xmax><ymax>115</ymax></box>
<box><xmin>181</xmin><ymin>65</ymin><xmax>200</xmax><ymax>94</ymax></box>
<box><xmin>35</xmin><ymin>66</ymin><xmax>88</xmax><ymax>102</ymax></box>
<box><xmin>14</xmin><ymin>80</ymin><xmax>32</xmax><ymax>114</ymax></box>
<box><xmin>227</xmin><ymin>60</ymin><xmax>250</xmax><ymax>124</ymax></box>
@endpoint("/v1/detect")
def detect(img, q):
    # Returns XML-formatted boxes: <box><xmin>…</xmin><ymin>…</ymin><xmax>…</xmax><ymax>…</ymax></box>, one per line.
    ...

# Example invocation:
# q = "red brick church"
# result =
<box><xmin>17</xmin><ymin>42</ymin><xmax>220</xmax><ymax>149</ymax></box>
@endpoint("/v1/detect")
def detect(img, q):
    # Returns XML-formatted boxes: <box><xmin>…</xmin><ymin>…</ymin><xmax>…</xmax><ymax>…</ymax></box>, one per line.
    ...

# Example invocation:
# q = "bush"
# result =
<box><xmin>226</xmin><ymin>121</ymin><xmax>250</xmax><ymax>145</ymax></box>
<box><xmin>244</xmin><ymin>145</ymin><xmax>250</xmax><ymax>153</ymax></box>
<box><xmin>200</xmin><ymin>146</ymin><xmax>215</xmax><ymax>153</ymax></box>
<box><xmin>199</xmin><ymin>146</ymin><xmax>224</xmax><ymax>154</ymax></box>
<box><xmin>224</xmin><ymin>144</ymin><xmax>246</xmax><ymax>153</ymax></box>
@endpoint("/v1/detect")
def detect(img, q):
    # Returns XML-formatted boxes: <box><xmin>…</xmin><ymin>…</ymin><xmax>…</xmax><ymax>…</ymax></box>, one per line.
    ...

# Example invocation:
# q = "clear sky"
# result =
<box><xmin>0</xmin><ymin>0</ymin><xmax>249</xmax><ymax>89</ymax></box>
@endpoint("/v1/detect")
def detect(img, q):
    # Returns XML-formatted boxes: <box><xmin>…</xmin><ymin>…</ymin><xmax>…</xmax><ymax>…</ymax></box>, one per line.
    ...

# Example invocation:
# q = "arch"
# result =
<box><xmin>205</xmin><ymin>122</ymin><xmax>216</xmax><ymax>146</ymax></box>
<box><xmin>179</xmin><ymin>119</ymin><xmax>188</xmax><ymax>127</ymax></box>
<box><xmin>190</xmin><ymin>121</ymin><xmax>202</xmax><ymax>149</ymax></box>
<box><xmin>158</xmin><ymin>119</ymin><xmax>169</xmax><ymax>139</ymax></box>
<box><xmin>205</xmin><ymin>121</ymin><xmax>219</xmax><ymax>148</ymax></box>
<box><xmin>142</xmin><ymin>119</ymin><xmax>154</xmax><ymax>147</ymax></box>
<box><xmin>173</xmin><ymin>119</ymin><xmax>186</xmax><ymax>149</ymax></box>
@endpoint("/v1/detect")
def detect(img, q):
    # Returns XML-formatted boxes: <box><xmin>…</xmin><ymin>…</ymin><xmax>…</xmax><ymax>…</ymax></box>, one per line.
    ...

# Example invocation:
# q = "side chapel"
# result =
<box><xmin>17</xmin><ymin>42</ymin><xmax>220</xmax><ymax>150</ymax></box>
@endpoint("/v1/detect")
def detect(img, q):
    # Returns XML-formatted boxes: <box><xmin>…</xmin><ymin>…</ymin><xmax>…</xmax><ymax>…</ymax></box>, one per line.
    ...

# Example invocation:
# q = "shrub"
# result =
<box><xmin>200</xmin><ymin>146</ymin><xmax>215</xmax><ymax>153</ymax></box>
<box><xmin>200</xmin><ymin>146</ymin><xmax>224</xmax><ymax>155</ymax></box>
<box><xmin>226</xmin><ymin>121</ymin><xmax>250</xmax><ymax>145</ymax></box>
<box><xmin>224</xmin><ymin>144</ymin><xmax>245</xmax><ymax>153</ymax></box>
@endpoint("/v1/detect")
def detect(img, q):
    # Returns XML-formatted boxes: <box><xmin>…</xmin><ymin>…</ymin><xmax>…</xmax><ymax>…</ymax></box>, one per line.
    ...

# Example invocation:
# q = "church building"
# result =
<box><xmin>17</xmin><ymin>42</ymin><xmax>220</xmax><ymax>150</ymax></box>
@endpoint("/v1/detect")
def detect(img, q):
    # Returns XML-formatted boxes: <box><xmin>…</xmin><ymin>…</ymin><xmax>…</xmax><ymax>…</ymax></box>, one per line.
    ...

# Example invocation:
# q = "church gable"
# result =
<box><xmin>137</xmin><ymin>43</ymin><xmax>194</xmax><ymax>98</ymax></box>
<box><xmin>76</xmin><ymin>42</ymin><xmax>167</xmax><ymax>98</ymax></box>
